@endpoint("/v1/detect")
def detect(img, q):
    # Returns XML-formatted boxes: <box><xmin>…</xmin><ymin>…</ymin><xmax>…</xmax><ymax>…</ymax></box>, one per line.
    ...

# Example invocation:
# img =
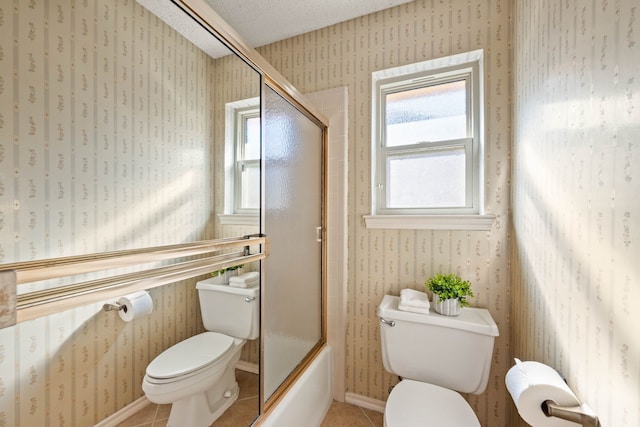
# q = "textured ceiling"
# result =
<box><xmin>205</xmin><ymin>0</ymin><xmax>414</xmax><ymax>48</ymax></box>
<box><xmin>139</xmin><ymin>0</ymin><xmax>413</xmax><ymax>59</ymax></box>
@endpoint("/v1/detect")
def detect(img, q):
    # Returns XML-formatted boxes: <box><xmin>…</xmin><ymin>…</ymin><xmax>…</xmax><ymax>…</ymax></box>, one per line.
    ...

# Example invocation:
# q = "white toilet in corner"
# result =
<box><xmin>377</xmin><ymin>294</ymin><xmax>499</xmax><ymax>427</ymax></box>
<box><xmin>142</xmin><ymin>276</ymin><xmax>259</xmax><ymax>427</ymax></box>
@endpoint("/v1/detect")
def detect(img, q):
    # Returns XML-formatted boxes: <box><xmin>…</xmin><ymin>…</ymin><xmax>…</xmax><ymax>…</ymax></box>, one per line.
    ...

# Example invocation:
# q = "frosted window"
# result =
<box><xmin>371</xmin><ymin>50</ymin><xmax>483</xmax><ymax>216</ymax></box>
<box><xmin>244</xmin><ymin>116</ymin><xmax>261</xmax><ymax>159</ymax></box>
<box><xmin>385</xmin><ymin>80</ymin><xmax>467</xmax><ymax>146</ymax></box>
<box><xmin>239</xmin><ymin>162</ymin><xmax>259</xmax><ymax>209</ymax></box>
<box><xmin>233</xmin><ymin>107</ymin><xmax>260</xmax><ymax>214</ymax></box>
<box><xmin>387</xmin><ymin>148</ymin><xmax>466</xmax><ymax>208</ymax></box>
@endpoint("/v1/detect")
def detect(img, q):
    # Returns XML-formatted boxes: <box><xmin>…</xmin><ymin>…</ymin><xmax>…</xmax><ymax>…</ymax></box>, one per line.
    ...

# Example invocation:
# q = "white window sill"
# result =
<box><xmin>363</xmin><ymin>214</ymin><xmax>495</xmax><ymax>230</ymax></box>
<box><xmin>219</xmin><ymin>214</ymin><xmax>259</xmax><ymax>226</ymax></box>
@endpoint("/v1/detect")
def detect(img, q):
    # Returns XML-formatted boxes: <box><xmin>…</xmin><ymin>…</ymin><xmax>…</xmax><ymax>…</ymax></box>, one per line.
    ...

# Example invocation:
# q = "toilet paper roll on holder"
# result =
<box><xmin>541</xmin><ymin>400</ymin><xmax>600</xmax><ymax>427</ymax></box>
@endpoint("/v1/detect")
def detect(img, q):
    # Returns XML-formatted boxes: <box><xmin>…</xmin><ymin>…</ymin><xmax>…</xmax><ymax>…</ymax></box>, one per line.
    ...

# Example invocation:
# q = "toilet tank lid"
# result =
<box><xmin>377</xmin><ymin>295</ymin><xmax>499</xmax><ymax>337</ymax></box>
<box><xmin>196</xmin><ymin>278</ymin><xmax>260</xmax><ymax>296</ymax></box>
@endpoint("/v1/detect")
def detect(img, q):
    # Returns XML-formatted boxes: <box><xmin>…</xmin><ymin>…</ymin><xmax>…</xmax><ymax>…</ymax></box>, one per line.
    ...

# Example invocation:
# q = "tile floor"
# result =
<box><xmin>117</xmin><ymin>370</ymin><xmax>383</xmax><ymax>427</ymax></box>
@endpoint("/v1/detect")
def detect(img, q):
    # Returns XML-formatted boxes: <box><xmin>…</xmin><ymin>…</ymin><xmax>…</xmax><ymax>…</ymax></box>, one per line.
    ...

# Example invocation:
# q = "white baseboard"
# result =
<box><xmin>345</xmin><ymin>392</ymin><xmax>386</xmax><ymax>413</ymax></box>
<box><xmin>94</xmin><ymin>396</ymin><xmax>151</xmax><ymax>427</ymax></box>
<box><xmin>236</xmin><ymin>360</ymin><xmax>259</xmax><ymax>374</ymax></box>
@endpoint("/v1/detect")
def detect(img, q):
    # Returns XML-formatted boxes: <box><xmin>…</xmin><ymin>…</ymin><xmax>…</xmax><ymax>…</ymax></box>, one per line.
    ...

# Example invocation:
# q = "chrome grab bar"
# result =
<box><xmin>542</xmin><ymin>400</ymin><xmax>600</xmax><ymax>427</ymax></box>
<box><xmin>379</xmin><ymin>317</ymin><xmax>396</xmax><ymax>327</ymax></box>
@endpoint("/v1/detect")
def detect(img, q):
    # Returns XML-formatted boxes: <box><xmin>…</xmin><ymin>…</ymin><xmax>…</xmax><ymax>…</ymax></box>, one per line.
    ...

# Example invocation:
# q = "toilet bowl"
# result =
<box><xmin>142</xmin><ymin>276</ymin><xmax>260</xmax><ymax>427</ymax></box>
<box><xmin>377</xmin><ymin>294</ymin><xmax>498</xmax><ymax>427</ymax></box>
<box><xmin>384</xmin><ymin>380</ymin><xmax>480</xmax><ymax>427</ymax></box>
<box><xmin>142</xmin><ymin>332</ymin><xmax>244</xmax><ymax>426</ymax></box>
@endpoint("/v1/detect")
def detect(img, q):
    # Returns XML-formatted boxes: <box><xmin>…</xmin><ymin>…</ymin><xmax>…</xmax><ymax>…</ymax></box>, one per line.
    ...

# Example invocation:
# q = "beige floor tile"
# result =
<box><xmin>320</xmin><ymin>401</ymin><xmax>380</xmax><ymax>427</ymax></box>
<box><xmin>116</xmin><ymin>403</ymin><xmax>157</xmax><ymax>427</ymax></box>
<box><xmin>154</xmin><ymin>404</ymin><xmax>172</xmax><ymax>421</ymax></box>
<box><xmin>210</xmin><ymin>396</ymin><xmax>259</xmax><ymax>426</ymax></box>
<box><xmin>361</xmin><ymin>407</ymin><xmax>384</xmax><ymax>427</ymax></box>
<box><xmin>236</xmin><ymin>370</ymin><xmax>259</xmax><ymax>400</ymax></box>
<box><xmin>122</xmin><ymin>372</ymin><xmax>381</xmax><ymax>427</ymax></box>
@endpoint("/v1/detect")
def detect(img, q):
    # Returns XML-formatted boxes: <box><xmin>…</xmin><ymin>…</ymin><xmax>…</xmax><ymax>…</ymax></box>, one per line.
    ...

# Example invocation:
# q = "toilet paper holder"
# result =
<box><xmin>542</xmin><ymin>400</ymin><xmax>600</xmax><ymax>427</ymax></box>
<box><xmin>103</xmin><ymin>302</ymin><xmax>125</xmax><ymax>312</ymax></box>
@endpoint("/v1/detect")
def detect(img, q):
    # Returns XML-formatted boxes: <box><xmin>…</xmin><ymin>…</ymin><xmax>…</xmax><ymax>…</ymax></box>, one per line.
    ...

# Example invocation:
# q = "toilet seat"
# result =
<box><xmin>146</xmin><ymin>332</ymin><xmax>234</xmax><ymax>383</ymax></box>
<box><xmin>385</xmin><ymin>380</ymin><xmax>480</xmax><ymax>427</ymax></box>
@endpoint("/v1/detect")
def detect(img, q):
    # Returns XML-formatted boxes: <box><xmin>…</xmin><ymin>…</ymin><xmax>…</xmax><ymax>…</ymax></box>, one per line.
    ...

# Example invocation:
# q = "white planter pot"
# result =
<box><xmin>433</xmin><ymin>295</ymin><xmax>461</xmax><ymax>316</ymax></box>
<box><xmin>210</xmin><ymin>274</ymin><xmax>225</xmax><ymax>285</ymax></box>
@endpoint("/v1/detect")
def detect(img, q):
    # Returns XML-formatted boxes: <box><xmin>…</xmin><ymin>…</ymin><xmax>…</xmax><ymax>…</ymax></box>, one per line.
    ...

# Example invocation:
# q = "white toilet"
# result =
<box><xmin>142</xmin><ymin>276</ymin><xmax>259</xmax><ymax>427</ymax></box>
<box><xmin>377</xmin><ymin>294</ymin><xmax>499</xmax><ymax>427</ymax></box>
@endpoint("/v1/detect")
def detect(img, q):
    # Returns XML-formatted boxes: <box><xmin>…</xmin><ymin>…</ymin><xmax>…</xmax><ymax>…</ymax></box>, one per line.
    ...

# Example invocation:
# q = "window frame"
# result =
<box><xmin>369</xmin><ymin>50</ymin><xmax>487</xmax><ymax>225</ymax></box>
<box><xmin>233</xmin><ymin>105</ymin><xmax>260</xmax><ymax>215</ymax></box>
<box><xmin>220</xmin><ymin>97</ymin><xmax>260</xmax><ymax>225</ymax></box>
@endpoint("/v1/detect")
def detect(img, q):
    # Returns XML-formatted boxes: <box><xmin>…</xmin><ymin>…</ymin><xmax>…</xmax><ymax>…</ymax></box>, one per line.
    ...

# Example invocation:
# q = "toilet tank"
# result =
<box><xmin>196</xmin><ymin>277</ymin><xmax>260</xmax><ymax>340</ymax></box>
<box><xmin>377</xmin><ymin>294</ymin><xmax>498</xmax><ymax>395</ymax></box>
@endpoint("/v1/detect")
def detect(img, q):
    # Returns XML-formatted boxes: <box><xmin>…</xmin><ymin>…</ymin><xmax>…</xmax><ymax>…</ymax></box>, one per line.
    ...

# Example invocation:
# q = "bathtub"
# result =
<box><xmin>260</xmin><ymin>345</ymin><xmax>333</xmax><ymax>427</ymax></box>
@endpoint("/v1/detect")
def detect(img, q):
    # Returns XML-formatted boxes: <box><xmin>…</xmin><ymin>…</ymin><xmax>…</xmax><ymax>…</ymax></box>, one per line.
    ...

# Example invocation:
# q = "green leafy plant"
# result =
<box><xmin>425</xmin><ymin>273</ymin><xmax>474</xmax><ymax>307</ymax></box>
<box><xmin>210</xmin><ymin>264</ymin><xmax>245</xmax><ymax>277</ymax></box>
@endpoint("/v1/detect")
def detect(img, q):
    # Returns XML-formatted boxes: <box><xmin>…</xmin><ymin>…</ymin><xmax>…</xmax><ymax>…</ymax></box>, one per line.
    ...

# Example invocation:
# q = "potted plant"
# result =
<box><xmin>210</xmin><ymin>268</ymin><xmax>226</xmax><ymax>285</ymax></box>
<box><xmin>425</xmin><ymin>273</ymin><xmax>474</xmax><ymax>316</ymax></box>
<box><xmin>210</xmin><ymin>264</ymin><xmax>245</xmax><ymax>285</ymax></box>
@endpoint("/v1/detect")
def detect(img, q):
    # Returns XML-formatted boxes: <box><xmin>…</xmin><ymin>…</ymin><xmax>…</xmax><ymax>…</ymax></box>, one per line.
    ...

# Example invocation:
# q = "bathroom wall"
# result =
<box><xmin>257</xmin><ymin>0</ymin><xmax>512</xmax><ymax>425</ymax></box>
<box><xmin>511</xmin><ymin>1</ymin><xmax>640</xmax><ymax>426</ymax></box>
<box><xmin>0</xmin><ymin>0</ymin><xmax>213</xmax><ymax>425</ymax></box>
<box><xmin>210</xmin><ymin>53</ymin><xmax>261</xmax><ymax>366</ymax></box>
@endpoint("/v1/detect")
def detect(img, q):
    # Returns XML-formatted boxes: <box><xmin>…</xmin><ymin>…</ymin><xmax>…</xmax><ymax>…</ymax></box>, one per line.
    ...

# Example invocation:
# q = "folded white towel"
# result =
<box><xmin>229</xmin><ymin>271</ymin><xmax>259</xmax><ymax>288</ymax></box>
<box><xmin>398</xmin><ymin>288</ymin><xmax>430</xmax><ymax>314</ymax></box>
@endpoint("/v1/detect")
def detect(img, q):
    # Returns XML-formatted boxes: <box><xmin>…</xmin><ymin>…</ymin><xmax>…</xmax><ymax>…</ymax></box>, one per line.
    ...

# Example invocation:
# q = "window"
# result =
<box><xmin>234</xmin><ymin>105</ymin><xmax>260</xmax><ymax>214</ymax></box>
<box><xmin>221</xmin><ymin>98</ymin><xmax>260</xmax><ymax>225</ymax></box>
<box><xmin>366</xmin><ymin>50</ymin><xmax>492</xmax><ymax>230</ymax></box>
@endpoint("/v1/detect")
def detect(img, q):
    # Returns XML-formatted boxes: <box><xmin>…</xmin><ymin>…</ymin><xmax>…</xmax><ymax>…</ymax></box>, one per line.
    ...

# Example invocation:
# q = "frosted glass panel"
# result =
<box><xmin>385</xmin><ymin>80</ymin><xmax>467</xmax><ymax>146</ymax></box>
<box><xmin>387</xmin><ymin>147</ymin><xmax>466</xmax><ymax>208</ymax></box>
<box><xmin>263</xmin><ymin>86</ymin><xmax>323</xmax><ymax>401</ymax></box>
<box><xmin>240</xmin><ymin>162</ymin><xmax>260</xmax><ymax>209</ymax></box>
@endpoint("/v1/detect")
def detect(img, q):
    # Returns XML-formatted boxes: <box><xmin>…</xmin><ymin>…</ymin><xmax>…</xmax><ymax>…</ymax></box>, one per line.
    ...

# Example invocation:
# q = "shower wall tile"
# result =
<box><xmin>512</xmin><ymin>1</ymin><xmax>640</xmax><ymax>426</ymax></box>
<box><xmin>258</xmin><ymin>0</ymin><xmax>512</xmax><ymax>425</ymax></box>
<box><xmin>0</xmin><ymin>0</ymin><xmax>215</xmax><ymax>425</ymax></box>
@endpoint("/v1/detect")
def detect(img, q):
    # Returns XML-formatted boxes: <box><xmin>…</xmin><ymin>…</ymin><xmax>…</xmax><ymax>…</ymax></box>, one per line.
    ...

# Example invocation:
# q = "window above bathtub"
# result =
<box><xmin>365</xmin><ymin>49</ymin><xmax>494</xmax><ymax>230</ymax></box>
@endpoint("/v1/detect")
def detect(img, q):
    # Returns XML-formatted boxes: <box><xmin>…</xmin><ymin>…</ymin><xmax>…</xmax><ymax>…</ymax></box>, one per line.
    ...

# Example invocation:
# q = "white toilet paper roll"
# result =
<box><xmin>116</xmin><ymin>291</ymin><xmax>153</xmax><ymax>322</ymax></box>
<box><xmin>505</xmin><ymin>359</ymin><xmax>581</xmax><ymax>427</ymax></box>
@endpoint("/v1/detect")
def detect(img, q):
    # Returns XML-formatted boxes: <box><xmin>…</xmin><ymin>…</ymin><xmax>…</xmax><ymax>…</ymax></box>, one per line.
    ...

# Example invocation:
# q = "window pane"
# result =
<box><xmin>240</xmin><ymin>163</ymin><xmax>260</xmax><ymax>209</ymax></box>
<box><xmin>386</xmin><ymin>147</ymin><xmax>466</xmax><ymax>208</ymax></box>
<box><xmin>244</xmin><ymin>116</ymin><xmax>261</xmax><ymax>159</ymax></box>
<box><xmin>385</xmin><ymin>80</ymin><xmax>467</xmax><ymax>147</ymax></box>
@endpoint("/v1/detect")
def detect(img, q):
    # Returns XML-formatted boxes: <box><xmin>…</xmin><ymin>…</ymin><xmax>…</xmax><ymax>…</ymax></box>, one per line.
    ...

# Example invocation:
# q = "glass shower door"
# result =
<box><xmin>262</xmin><ymin>84</ymin><xmax>324</xmax><ymax>401</ymax></box>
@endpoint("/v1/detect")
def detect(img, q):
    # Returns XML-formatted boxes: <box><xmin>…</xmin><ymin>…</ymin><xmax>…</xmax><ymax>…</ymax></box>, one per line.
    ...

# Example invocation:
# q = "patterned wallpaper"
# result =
<box><xmin>0</xmin><ymin>0</ymin><xmax>213</xmax><ymax>425</ymax></box>
<box><xmin>257</xmin><ymin>1</ymin><xmax>512</xmax><ymax>425</ymax></box>
<box><xmin>210</xmin><ymin>53</ymin><xmax>261</xmax><ymax>365</ymax></box>
<box><xmin>511</xmin><ymin>1</ymin><xmax>639</xmax><ymax>426</ymax></box>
